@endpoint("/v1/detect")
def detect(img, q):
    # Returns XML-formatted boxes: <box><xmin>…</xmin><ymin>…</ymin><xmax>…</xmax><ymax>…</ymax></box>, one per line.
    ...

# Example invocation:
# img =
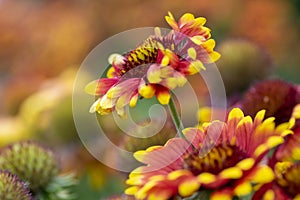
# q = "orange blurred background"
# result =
<box><xmin>0</xmin><ymin>0</ymin><xmax>299</xmax><ymax>199</ymax></box>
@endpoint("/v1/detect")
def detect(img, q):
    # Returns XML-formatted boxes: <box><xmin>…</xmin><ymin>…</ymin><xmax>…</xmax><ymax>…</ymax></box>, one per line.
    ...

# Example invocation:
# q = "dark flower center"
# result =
<box><xmin>184</xmin><ymin>144</ymin><xmax>247</xmax><ymax>175</ymax></box>
<box><xmin>115</xmin><ymin>38</ymin><xmax>159</xmax><ymax>77</ymax></box>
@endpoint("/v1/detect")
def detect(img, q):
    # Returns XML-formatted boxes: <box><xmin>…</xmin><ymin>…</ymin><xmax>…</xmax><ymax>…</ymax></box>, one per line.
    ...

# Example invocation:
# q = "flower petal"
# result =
<box><xmin>178</xmin><ymin>177</ymin><xmax>200</xmax><ymax>197</ymax></box>
<box><xmin>147</xmin><ymin>64</ymin><xmax>162</xmax><ymax>83</ymax></box>
<box><xmin>234</xmin><ymin>181</ymin><xmax>252</xmax><ymax>197</ymax></box>
<box><xmin>178</xmin><ymin>13</ymin><xmax>195</xmax><ymax>27</ymax></box>
<box><xmin>85</xmin><ymin>78</ymin><xmax>119</xmax><ymax>95</ymax></box>
<box><xmin>165</xmin><ymin>12</ymin><xmax>178</xmax><ymax>31</ymax></box>
<box><xmin>156</xmin><ymin>86</ymin><xmax>171</xmax><ymax>105</ymax></box>
<box><xmin>139</xmin><ymin>84</ymin><xmax>156</xmax><ymax>99</ymax></box>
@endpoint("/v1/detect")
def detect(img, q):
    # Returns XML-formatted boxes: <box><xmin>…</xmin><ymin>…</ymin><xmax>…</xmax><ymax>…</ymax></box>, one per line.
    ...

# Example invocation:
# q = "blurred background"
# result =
<box><xmin>0</xmin><ymin>0</ymin><xmax>300</xmax><ymax>199</ymax></box>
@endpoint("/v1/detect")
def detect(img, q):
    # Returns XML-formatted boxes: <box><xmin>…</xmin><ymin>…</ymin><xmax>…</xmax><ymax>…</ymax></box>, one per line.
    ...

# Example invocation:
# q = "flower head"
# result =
<box><xmin>253</xmin><ymin>162</ymin><xmax>300</xmax><ymax>200</ymax></box>
<box><xmin>0</xmin><ymin>141</ymin><xmax>59</xmax><ymax>191</ymax></box>
<box><xmin>237</xmin><ymin>79</ymin><xmax>300</xmax><ymax>125</ymax></box>
<box><xmin>252</xmin><ymin>105</ymin><xmax>300</xmax><ymax>199</ymax></box>
<box><xmin>0</xmin><ymin>170</ymin><xmax>32</xmax><ymax>200</ymax></box>
<box><xmin>125</xmin><ymin>108</ymin><xmax>290</xmax><ymax>199</ymax></box>
<box><xmin>86</xmin><ymin>12</ymin><xmax>220</xmax><ymax>117</ymax></box>
<box><xmin>275</xmin><ymin>105</ymin><xmax>300</xmax><ymax>162</ymax></box>
<box><xmin>165</xmin><ymin>12</ymin><xmax>211</xmax><ymax>43</ymax></box>
<box><xmin>237</xmin><ymin>80</ymin><xmax>300</xmax><ymax>162</ymax></box>
<box><xmin>0</xmin><ymin>141</ymin><xmax>77</xmax><ymax>200</ymax></box>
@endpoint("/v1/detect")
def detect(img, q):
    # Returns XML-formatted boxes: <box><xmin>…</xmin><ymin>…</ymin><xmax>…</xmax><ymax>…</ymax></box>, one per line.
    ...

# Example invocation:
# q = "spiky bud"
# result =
<box><xmin>0</xmin><ymin>170</ymin><xmax>32</xmax><ymax>200</ymax></box>
<box><xmin>0</xmin><ymin>141</ymin><xmax>59</xmax><ymax>191</ymax></box>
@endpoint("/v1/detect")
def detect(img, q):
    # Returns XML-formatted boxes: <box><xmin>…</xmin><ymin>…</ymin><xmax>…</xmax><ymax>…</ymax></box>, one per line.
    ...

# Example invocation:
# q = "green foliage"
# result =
<box><xmin>76</xmin><ymin>174</ymin><xmax>124</xmax><ymax>200</ymax></box>
<box><xmin>37</xmin><ymin>174</ymin><xmax>78</xmax><ymax>200</ymax></box>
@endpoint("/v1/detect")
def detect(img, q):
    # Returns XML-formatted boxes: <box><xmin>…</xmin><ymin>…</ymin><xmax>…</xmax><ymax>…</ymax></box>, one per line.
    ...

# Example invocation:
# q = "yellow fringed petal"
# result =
<box><xmin>129</xmin><ymin>94</ymin><xmax>138</xmax><ymax>107</ymax></box>
<box><xmin>236</xmin><ymin>158</ymin><xmax>255</xmax><ymax>171</ymax></box>
<box><xmin>292</xmin><ymin>147</ymin><xmax>300</xmax><ymax>160</ymax></box>
<box><xmin>209</xmin><ymin>51</ymin><xmax>221</xmax><ymax>62</ymax></box>
<box><xmin>133</xmin><ymin>150</ymin><xmax>147</xmax><ymax>162</ymax></box>
<box><xmin>188</xmin><ymin>47</ymin><xmax>197</xmax><ymax>60</ymax></box>
<box><xmin>157</xmin><ymin>90</ymin><xmax>170</xmax><ymax>105</ymax></box>
<box><xmin>211</xmin><ymin>191</ymin><xmax>232</xmax><ymax>200</ymax></box>
<box><xmin>125</xmin><ymin>186</ymin><xmax>139</xmax><ymax>195</ymax></box>
<box><xmin>126</xmin><ymin>176</ymin><xmax>143</xmax><ymax>186</ymax></box>
<box><xmin>263</xmin><ymin>189</ymin><xmax>275</xmax><ymax>200</ymax></box>
<box><xmin>237</xmin><ymin>116</ymin><xmax>253</xmax><ymax>128</ymax></box>
<box><xmin>89</xmin><ymin>98</ymin><xmax>101</xmax><ymax>113</ymax></box>
<box><xmin>294</xmin><ymin>194</ymin><xmax>300</xmax><ymax>200</ymax></box>
<box><xmin>267</xmin><ymin>136</ymin><xmax>284</xmax><ymax>149</ymax></box>
<box><xmin>219</xmin><ymin>167</ymin><xmax>243</xmax><ymax>179</ymax></box>
<box><xmin>168</xmin><ymin>170</ymin><xmax>190</xmax><ymax>180</ymax></box>
<box><xmin>175</xmin><ymin>73</ymin><xmax>187</xmax><ymax>87</ymax></box>
<box><xmin>228</xmin><ymin>108</ymin><xmax>244</xmax><ymax>121</ymax></box>
<box><xmin>188</xmin><ymin>60</ymin><xmax>205</xmax><ymax>75</ymax></box>
<box><xmin>139</xmin><ymin>84</ymin><xmax>155</xmax><ymax>99</ymax></box>
<box><xmin>194</xmin><ymin>17</ymin><xmax>206</xmax><ymax>26</ymax></box>
<box><xmin>106</xmin><ymin>67</ymin><xmax>115</xmax><ymax>78</ymax></box>
<box><xmin>191</xmin><ymin>35</ymin><xmax>205</xmax><ymax>45</ymax></box>
<box><xmin>254</xmin><ymin>144</ymin><xmax>267</xmax><ymax>158</ymax></box>
<box><xmin>251</xmin><ymin>166</ymin><xmax>274</xmax><ymax>184</ymax></box>
<box><xmin>292</xmin><ymin>104</ymin><xmax>300</xmax><ymax>119</ymax></box>
<box><xmin>85</xmin><ymin>80</ymin><xmax>98</xmax><ymax>95</ymax></box>
<box><xmin>161</xmin><ymin>55</ymin><xmax>170</xmax><ymax>67</ymax></box>
<box><xmin>148</xmin><ymin>68</ymin><xmax>162</xmax><ymax>83</ymax></box>
<box><xmin>234</xmin><ymin>181</ymin><xmax>252</xmax><ymax>197</ymax></box>
<box><xmin>255</xmin><ymin>110</ymin><xmax>266</xmax><ymax>122</ymax></box>
<box><xmin>148</xmin><ymin>192</ymin><xmax>171</xmax><ymax>200</ymax></box>
<box><xmin>197</xmin><ymin>172</ymin><xmax>216</xmax><ymax>184</ymax></box>
<box><xmin>179</xmin><ymin>13</ymin><xmax>195</xmax><ymax>25</ymax></box>
<box><xmin>178</xmin><ymin>178</ymin><xmax>200</xmax><ymax>197</ymax></box>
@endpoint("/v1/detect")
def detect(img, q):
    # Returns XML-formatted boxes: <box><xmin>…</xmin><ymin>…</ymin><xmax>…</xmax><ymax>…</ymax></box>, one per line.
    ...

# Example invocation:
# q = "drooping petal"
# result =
<box><xmin>156</xmin><ymin>86</ymin><xmax>171</xmax><ymax>105</ymax></box>
<box><xmin>129</xmin><ymin>93</ymin><xmax>139</xmax><ymax>108</ymax></box>
<box><xmin>139</xmin><ymin>83</ymin><xmax>156</xmax><ymax>99</ymax></box>
<box><xmin>147</xmin><ymin>64</ymin><xmax>162</xmax><ymax>84</ymax></box>
<box><xmin>85</xmin><ymin>78</ymin><xmax>119</xmax><ymax>95</ymax></box>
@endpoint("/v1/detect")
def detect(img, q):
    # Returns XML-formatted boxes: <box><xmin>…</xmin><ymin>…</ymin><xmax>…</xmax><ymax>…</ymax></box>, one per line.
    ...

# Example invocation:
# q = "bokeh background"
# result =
<box><xmin>0</xmin><ymin>0</ymin><xmax>300</xmax><ymax>199</ymax></box>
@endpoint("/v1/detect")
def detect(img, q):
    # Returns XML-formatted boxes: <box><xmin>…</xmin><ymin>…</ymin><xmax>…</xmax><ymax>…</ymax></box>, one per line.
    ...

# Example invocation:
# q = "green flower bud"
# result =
<box><xmin>0</xmin><ymin>141</ymin><xmax>59</xmax><ymax>191</ymax></box>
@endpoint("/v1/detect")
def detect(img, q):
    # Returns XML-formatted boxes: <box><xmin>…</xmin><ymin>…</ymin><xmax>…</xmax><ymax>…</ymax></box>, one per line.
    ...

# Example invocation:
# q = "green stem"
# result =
<box><xmin>168</xmin><ymin>95</ymin><xmax>185</xmax><ymax>139</ymax></box>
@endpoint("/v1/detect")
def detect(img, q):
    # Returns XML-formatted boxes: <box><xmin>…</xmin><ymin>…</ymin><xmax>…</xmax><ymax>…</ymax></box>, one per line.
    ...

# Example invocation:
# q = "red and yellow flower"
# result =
<box><xmin>251</xmin><ymin>105</ymin><xmax>300</xmax><ymax>200</ymax></box>
<box><xmin>125</xmin><ymin>108</ymin><xmax>292</xmax><ymax>199</ymax></box>
<box><xmin>275</xmin><ymin>104</ymin><xmax>300</xmax><ymax>162</ymax></box>
<box><xmin>253</xmin><ymin>162</ymin><xmax>300</xmax><ymax>200</ymax></box>
<box><xmin>237</xmin><ymin>79</ymin><xmax>300</xmax><ymax>125</ymax></box>
<box><xmin>86</xmin><ymin>12</ymin><xmax>220</xmax><ymax>117</ymax></box>
<box><xmin>236</xmin><ymin>79</ymin><xmax>300</xmax><ymax>161</ymax></box>
<box><xmin>165</xmin><ymin>12</ymin><xmax>211</xmax><ymax>44</ymax></box>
